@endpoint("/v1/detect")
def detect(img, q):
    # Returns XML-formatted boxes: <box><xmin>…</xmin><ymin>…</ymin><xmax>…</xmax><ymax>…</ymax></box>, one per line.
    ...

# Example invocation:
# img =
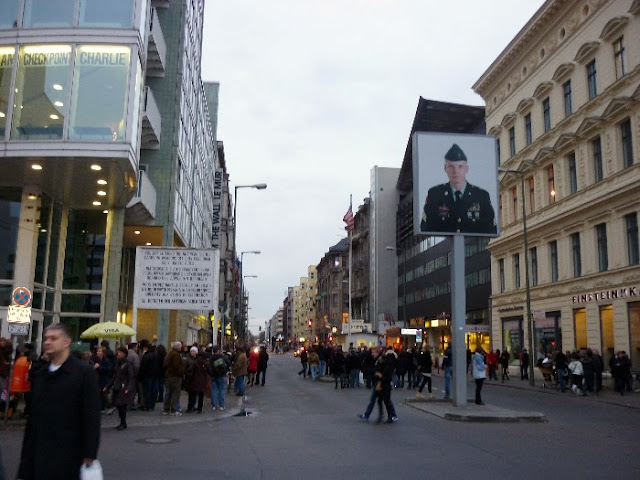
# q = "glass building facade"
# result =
<box><xmin>0</xmin><ymin>0</ymin><xmax>221</xmax><ymax>348</ymax></box>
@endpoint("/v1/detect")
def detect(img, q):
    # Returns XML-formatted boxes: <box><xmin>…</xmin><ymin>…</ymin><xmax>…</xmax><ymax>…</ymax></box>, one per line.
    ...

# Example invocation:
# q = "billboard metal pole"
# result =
<box><xmin>451</xmin><ymin>235</ymin><xmax>467</xmax><ymax>407</ymax></box>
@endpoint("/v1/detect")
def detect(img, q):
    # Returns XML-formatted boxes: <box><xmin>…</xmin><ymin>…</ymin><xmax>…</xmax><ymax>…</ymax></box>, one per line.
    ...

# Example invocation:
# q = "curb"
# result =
<box><xmin>443</xmin><ymin>412</ymin><xmax>547</xmax><ymax>423</ymax></box>
<box><xmin>404</xmin><ymin>398</ymin><xmax>547</xmax><ymax>423</ymax></box>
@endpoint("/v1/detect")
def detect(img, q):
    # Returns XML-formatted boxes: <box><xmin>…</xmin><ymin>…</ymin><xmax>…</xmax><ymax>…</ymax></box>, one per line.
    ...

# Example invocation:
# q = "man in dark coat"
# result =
<box><xmin>256</xmin><ymin>346</ymin><xmax>269</xmax><ymax>386</ymax></box>
<box><xmin>18</xmin><ymin>323</ymin><xmax>100</xmax><ymax>480</ymax></box>
<box><xmin>421</xmin><ymin>143</ymin><xmax>497</xmax><ymax>234</ymax></box>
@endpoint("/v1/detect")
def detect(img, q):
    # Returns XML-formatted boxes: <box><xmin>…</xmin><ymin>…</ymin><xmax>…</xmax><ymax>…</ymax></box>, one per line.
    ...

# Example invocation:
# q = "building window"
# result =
<box><xmin>513</xmin><ymin>254</ymin><xmax>520</xmax><ymax>290</ymax></box>
<box><xmin>542</xmin><ymin>97</ymin><xmax>551</xmax><ymax>132</ymax></box>
<box><xmin>69</xmin><ymin>45</ymin><xmax>132</xmax><ymax>141</ymax></box>
<box><xmin>1</xmin><ymin>0</ymin><xmax>19</xmax><ymax>28</ymax></box>
<box><xmin>11</xmin><ymin>44</ymin><xmax>70</xmax><ymax>140</ymax></box>
<box><xmin>571</xmin><ymin>232</ymin><xmax>581</xmax><ymax>277</ymax></box>
<box><xmin>568</xmin><ymin>152</ymin><xmax>577</xmax><ymax>194</ymax></box>
<box><xmin>496</xmin><ymin>138</ymin><xmax>501</xmax><ymax>163</ymax></box>
<box><xmin>23</xmin><ymin>0</ymin><xmax>75</xmax><ymax>27</ymax></box>
<box><xmin>563</xmin><ymin>80</ymin><xmax>572</xmax><ymax>117</ymax></box>
<box><xmin>524</xmin><ymin>113</ymin><xmax>532</xmax><ymax>145</ymax></box>
<box><xmin>547</xmin><ymin>165</ymin><xmax>555</xmax><ymax>203</ymax></box>
<box><xmin>0</xmin><ymin>47</ymin><xmax>14</xmax><ymax>137</ymax></box>
<box><xmin>509</xmin><ymin>127</ymin><xmax>516</xmax><ymax>157</ymax></box>
<box><xmin>527</xmin><ymin>176</ymin><xmax>535</xmax><ymax>213</ymax></box>
<box><xmin>530</xmin><ymin>247</ymin><xmax>538</xmax><ymax>286</ymax></box>
<box><xmin>592</xmin><ymin>137</ymin><xmax>603</xmax><ymax>182</ymax></box>
<box><xmin>511</xmin><ymin>187</ymin><xmax>518</xmax><ymax>220</ymax></box>
<box><xmin>78</xmin><ymin>0</ymin><xmax>136</xmax><ymax>28</ymax></box>
<box><xmin>596</xmin><ymin>223</ymin><xmax>608</xmax><ymax>272</ymax></box>
<box><xmin>614</xmin><ymin>37</ymin><xmax>625</xmax><ymax>79</ymax></box>
<box><xmin>626</xmin><ymin>213</ymin><xmax>639</xmax><ymax>265</ymax></box>
<box><xmin>587</xmin><ymin>60</ymin><xmax>597</xmax><ymax>100</ymax></box>
<box><xmin>499</xmin><ymin>259</ymin><xmax>505</xmax><ymax>293</ymax></box>
<box><xmin>549</xmin><ymin>240</ymin><xmax>558</xmax><ymax>282</ymax></box>
<box><xmin>620</xmin><ymin>119</ymin><xmax>633</xmax><ymax>168</ymax></box>
<box><xmin>499</xmin><ymin>194</ymin><xmax>503</xmax><ymax>226</ymax></box>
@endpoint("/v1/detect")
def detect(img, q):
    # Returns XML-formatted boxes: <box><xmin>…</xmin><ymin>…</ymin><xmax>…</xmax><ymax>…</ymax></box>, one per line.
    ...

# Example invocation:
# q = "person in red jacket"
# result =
<box><xmin>486</xmin><ymin>349</ymin><xmax>498</xmax><ymax>380</ymax></box>
<box><xmin>247</xmin><ymin>347</ymin><xmax>259</xmax><ymax>386</ymax></box>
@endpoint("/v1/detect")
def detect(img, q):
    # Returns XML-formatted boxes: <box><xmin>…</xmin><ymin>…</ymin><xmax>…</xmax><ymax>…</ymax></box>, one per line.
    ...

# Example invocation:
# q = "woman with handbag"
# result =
<box><xmin>106</xmin><ymin>347</ymin><xmax>136</xmax><ymax>430</ymax></box>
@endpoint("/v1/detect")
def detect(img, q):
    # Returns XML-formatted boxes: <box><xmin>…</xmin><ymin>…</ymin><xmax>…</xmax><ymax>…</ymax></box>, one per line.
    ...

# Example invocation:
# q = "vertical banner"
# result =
<box><xmin>211</xmin><ymin>168</ymin><xmax>223</xmax><ymax>249</ymax></box>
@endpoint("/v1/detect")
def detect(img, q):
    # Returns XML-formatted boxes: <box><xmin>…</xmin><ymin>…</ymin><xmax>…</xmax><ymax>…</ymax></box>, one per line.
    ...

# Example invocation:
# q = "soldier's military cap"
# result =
<box><xmin>444</xmin><ymin>143</ymin><xmax>467</xmax><ymax>162</ymax></box>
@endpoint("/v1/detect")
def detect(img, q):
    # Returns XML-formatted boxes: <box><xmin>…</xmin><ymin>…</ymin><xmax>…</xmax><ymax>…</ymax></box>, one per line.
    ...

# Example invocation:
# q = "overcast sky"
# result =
<box><xmin>201</xmin><ymin>1</ymin><xmax>545</xmax><ymax>335</ymax></box>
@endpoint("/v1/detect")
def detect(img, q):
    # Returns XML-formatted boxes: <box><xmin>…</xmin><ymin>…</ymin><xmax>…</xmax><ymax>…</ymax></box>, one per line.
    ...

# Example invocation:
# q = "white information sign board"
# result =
<box><xmin>134</xmin><ymin>248</ymin><xmax>216</xmax><ymax>310</ymax></box>
<box><xmin>8</xmin><ymin>305</ymin><xmax>31</xmax><ymax>324</ymax></box>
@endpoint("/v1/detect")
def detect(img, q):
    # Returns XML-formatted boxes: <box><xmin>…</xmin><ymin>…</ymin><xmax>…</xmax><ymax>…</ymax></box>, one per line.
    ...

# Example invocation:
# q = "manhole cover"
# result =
<box><xmin>136</xmin><ymin>438</ymin><xmax>179</xmax><ymax>444</ymax></box>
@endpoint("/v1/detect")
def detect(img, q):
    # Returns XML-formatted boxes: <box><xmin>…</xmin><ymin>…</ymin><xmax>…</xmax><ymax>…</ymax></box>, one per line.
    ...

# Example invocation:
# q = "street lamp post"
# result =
<box><xmin>242</xmin><ymin>274</ymin><xmax>258</xmax><ymax>340</ymax></box>
<box><xmin>499</xmin><ymin>168</ymin><xmax>535</xmax><ymax>386</ymax></box>
<box><xmin>239</xmin><ymin>251</ymin><xmax>260</xmax><ymax>341</ymax></box>
<box><xmin>231</xmin><ymin>184</ymin><xmax>266</xmax><ymax>344</ymax></box>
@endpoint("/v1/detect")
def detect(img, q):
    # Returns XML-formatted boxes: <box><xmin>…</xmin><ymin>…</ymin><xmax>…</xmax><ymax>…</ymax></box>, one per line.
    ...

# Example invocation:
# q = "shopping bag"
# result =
<box><xmin>80</xmin><ymin>460</ymin><xmax>103</xmax><ymax>480</ymax></box>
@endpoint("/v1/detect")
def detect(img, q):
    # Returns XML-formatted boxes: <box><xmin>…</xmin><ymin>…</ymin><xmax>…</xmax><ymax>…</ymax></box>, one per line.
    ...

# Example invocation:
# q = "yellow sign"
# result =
<box><xmin>8</xmin><ymin>305</ymin><xmax>31</xmax><ymax>324</ymax></box>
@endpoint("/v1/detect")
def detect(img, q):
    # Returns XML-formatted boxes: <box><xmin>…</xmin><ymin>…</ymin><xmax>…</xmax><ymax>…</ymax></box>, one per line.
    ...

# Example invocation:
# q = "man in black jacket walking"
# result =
<box><xmin>18</xmin><ymin>323</ymin><xmax>101</xmax><ymax>480</ymax></box>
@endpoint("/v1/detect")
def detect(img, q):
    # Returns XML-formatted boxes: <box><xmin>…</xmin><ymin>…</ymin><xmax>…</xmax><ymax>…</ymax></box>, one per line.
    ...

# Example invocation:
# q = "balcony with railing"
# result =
<box><xmin>141</xmin><ymin>86</ymin><xmax>162</xmax><ymax>149</ymax></box>
<box><xmin>125</xmin><ymin>169</ymin><xmax>157</xmax><ymax>224</ymax></box>
<box><xmin>147</xmin><ymin>7</ymin><xmax>167</xmax><ymax>77</ymax></box>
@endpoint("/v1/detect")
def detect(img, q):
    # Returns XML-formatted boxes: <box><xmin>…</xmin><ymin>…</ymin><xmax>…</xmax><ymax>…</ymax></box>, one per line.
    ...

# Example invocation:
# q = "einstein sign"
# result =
<box><xmin>134</xmin><ymin>247</ymin><xmax>218</xmax><ymax>310</ymax></box>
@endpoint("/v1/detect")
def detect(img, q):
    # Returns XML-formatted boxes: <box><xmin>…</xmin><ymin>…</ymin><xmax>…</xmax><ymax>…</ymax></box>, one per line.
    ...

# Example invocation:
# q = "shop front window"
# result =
<box><xmin>0</xmin><ymin>187</ymin><xmax>22</xmax><ymax>280</ymax></box>
<box><xmin>11</xmin><ymin>45</ymin><xmax>70</xmax><ymax>140</ymax></box>
<box><xmin>502</xmin><ymin>317</ymin><xmax>523</xmax><ymax>360</ymax></box>
<box><xmin>533</xmin><ymin>311</ymin><xmax>562</xmax><ymax>361</ymax></box>
<box><xmin>600</xmin><ymin>305</ymin><xmax>614</xmax><ymax>369</ymax></box>
<box><xmin>574</xmin><ymin>308</ymin><xmax>587</xmax><ymax>350</ymax></box>
<box><xmin>69</xmin><ymin>45</ymin><xmax>131</xmax><ymax>141</ymax></box>
<box><xmin>61</xmin><ymin>317</ymin><xmax>98</xmax><ymax>342</ymax></box>
<box><xmin>78</xmin><ymin>0</ymin><xmax>135</xmax><ymax>28</ymax></box>
<box><xmin>63</xmin><ymin>209</ymin><xmax>106</xmax><ymax>290</ymax></box>
<box><xmin>23</xmin><ymin>0</ymin><xmax>75</xmax><ymax>28</ymax></box>
<box><xmin>629</xmin><ymin>302</ymin><xmax>640</xmax><ymax>371</ymax></box>
<box><xmin>0</xmin><ymin>46</ymin><xmax>14</xmax><ymax>137</ymax></box>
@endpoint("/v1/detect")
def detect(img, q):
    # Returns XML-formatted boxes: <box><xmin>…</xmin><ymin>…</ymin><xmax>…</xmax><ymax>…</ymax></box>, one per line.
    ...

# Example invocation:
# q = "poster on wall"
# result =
<box><xmin>412</xmin><ymin>132</ymin><xmax>499</xmax><ymax>237</ymax></box>
<box><xmin>134</xmin><ymin>247</ymin><xmax>219</xmax><ymax>310</ymax></box>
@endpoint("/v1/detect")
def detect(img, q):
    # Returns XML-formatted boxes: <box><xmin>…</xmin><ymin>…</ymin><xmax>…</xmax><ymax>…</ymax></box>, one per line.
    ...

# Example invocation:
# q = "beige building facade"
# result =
<box><xmin>291</xmin><ymin>265</ymin><xmax>317</xmax><ymax>344</ymax></box>
<box><xmin>474</xmin><ymin>0</ymin><xmax>640</xmax><ymax>369</ymax></box>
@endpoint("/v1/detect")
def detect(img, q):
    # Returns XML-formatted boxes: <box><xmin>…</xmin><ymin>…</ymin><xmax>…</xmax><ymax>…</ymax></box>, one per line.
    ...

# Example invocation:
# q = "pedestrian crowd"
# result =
<box><xmin>2</xmin><ymin>336</ymin><xmax>270</xmax><ymax>429</ymax></box>
<box><xmin>535</xmin><ymin>348</ymin><xmax>633</xmax><ymax>396</ymax></box>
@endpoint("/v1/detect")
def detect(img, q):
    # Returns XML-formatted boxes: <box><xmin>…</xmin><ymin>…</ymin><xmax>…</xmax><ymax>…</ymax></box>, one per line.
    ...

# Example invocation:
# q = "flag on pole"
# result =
<box><xmin>343</xmin><ymin>200</ymin><xmax>355</xmax><ymax>231</ymax></box>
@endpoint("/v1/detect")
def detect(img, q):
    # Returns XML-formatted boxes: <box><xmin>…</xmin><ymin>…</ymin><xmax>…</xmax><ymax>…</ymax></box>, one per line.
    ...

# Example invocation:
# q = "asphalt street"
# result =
<box><xmin>2</xmin><ymin>352</ymin><xmax>639</xmax><ymax>479</ymax></box>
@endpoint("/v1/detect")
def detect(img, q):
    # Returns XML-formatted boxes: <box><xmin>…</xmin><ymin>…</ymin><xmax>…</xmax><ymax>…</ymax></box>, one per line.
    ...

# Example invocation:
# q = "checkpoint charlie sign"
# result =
<box><xmin>134</xmin><ymin>248</ymin><xmax>216</xmax><ymax>310</ymax></box>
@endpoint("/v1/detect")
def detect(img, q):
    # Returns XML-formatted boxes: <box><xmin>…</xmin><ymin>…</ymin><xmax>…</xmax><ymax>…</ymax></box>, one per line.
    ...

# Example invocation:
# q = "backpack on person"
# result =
<box><xmin>211</xmin><ymin>357</ymin><xmax>228</xmax><ymax>376</ymax></box>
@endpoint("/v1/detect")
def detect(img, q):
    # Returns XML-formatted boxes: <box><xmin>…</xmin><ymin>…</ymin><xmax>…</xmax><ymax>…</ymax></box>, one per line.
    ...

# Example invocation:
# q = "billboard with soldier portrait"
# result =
<box><xmin>412</xmin><ymin>132</ymin><xmax>499</xmax><ymax>237</ymax></box>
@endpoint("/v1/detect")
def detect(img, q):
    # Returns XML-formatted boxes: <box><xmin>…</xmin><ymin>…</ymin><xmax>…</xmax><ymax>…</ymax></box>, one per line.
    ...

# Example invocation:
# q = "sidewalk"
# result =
<box><xmin>2</xmin><ymin>390</ymin><xmax>247</xmax><ymax>430</ymax></box>
<box><xmin>479</xmin><ymin>365</ymin><xmax>640</xmax><ymax>410</ymax></box>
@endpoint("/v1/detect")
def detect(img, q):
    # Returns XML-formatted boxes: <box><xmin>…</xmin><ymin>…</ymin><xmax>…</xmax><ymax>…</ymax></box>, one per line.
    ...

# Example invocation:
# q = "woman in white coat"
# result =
<box><xmin>472</xmin><ymin>347</ymin><xmax>487</xmax><ymax>405</ymax></box>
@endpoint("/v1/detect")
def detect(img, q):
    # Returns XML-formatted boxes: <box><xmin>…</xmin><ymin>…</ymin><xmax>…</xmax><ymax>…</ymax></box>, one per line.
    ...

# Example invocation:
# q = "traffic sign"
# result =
<box><xmin>12</xmin><ymin>287</ymin><xmax>32</xmax><ymax>307</ymax></box>
<box><xmin>8</xmin><ymin>323</ymin><xmax>29</xmax><ymax>335</ymax></box>
<box><xmin>8</xmin><ymin>305</ymin><xmax>31</xmax><ymax>324</ymax></box>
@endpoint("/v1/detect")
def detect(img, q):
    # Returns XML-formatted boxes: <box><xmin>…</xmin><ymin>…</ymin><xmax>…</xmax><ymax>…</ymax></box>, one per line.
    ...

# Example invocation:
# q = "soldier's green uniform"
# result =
<box><xmin>420</xmin><ymin>144</ymin><xmax>496</xmax><ymax>234</ymax></box>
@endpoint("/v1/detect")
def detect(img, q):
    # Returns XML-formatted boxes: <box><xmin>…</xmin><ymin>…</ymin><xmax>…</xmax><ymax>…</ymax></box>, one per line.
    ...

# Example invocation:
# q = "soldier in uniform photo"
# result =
<box><xmin>420</xmin><ymin>143</ymin><xmax>496</xmax><ymax>234</ymax></box>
